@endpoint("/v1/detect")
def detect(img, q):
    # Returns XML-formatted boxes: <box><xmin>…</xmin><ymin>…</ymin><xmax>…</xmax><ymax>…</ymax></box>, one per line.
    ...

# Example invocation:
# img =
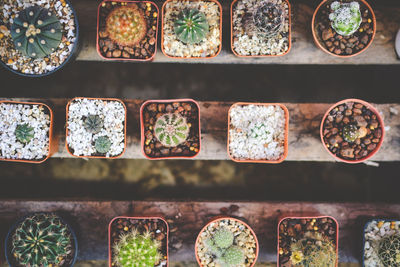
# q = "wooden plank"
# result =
<box><xmin>1</xmin><ymin>98</ymin><xmax>399</xmax><ymax>161</ymax></box>
<box><xmin>1</xmin><ymin>200</ymin><xmax>400</xmax><ymax>263</ymax></box>
<box><xmin>71</xmin><ymin>0</ymin><xmax>400</xmax><ymax>64</ymax></box>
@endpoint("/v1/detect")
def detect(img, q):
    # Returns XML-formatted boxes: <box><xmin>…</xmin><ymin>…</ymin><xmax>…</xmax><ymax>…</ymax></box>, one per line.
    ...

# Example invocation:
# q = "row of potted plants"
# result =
<box><xmin>4</xmin><ymin>213</ymin><xmax>398</xmax><ymax>267</ymax></box>
<box><xmin>0</xmin><ymin>98</ymin><xmax>384</xmax><ymax>163</ymax></box>
<box><xmin>0</xmin><ymin>0</ymin><xmax>377</xmax><ymax>76</ymax></box>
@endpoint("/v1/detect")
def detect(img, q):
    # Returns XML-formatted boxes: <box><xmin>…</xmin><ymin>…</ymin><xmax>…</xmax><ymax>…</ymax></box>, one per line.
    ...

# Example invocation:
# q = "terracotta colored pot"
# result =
<box><xmin>140</xmin><ymin>99</ymin><xmax>201</xmax><ymax>159</ymax></box>
<box><xmin>161</xmin><ymin>0</ymin><xmax>223</xmax><ymax>59</ymax></box>
<box><xmin>227</xmin><ymin>102</ymin><xmax>289</xmax><ymax>163</ymax></box>
<box><xmin>396</xmin><ymin>29</ymin><xmax>400</xmax><ymax>58</ymax></box>
<box><xmin>108</xmin><ymin>216</ymin><xmax>169</xmax><ymax>267</ymax></box>
<box><xmin>195</xmin><ymin>216</ymin><xmax>259</xmax><ymax>267</ymax></box>
<box><xmin>65</xmin><ymin>97</ymin><xmax>127</xmax><ymax>159</ymax></box>
<box><xmin>320</xmin><ymin>98</ymin><xmax>385</xmax><ymax>163</ymax></box>
<box><xmin>96</xmin><ymin>0</ymin><xmax>159</xmax><ymax>61</ymax></box>
<box><xmin>311</xmin><ymin>0</ymin><xmax>376</xmax><ymax>58</ymax></box>
<box><xmin>0</xmin><ymin>100</ymin><xmax>56</xmax><ymax>163</ymax></box>
<box><xmin>230</xmin><ymin>0</ymin><xmax>292</xmax><ymax>57</ymax></box>
<box><xmin>277</xmin><ymin>216</ymin><xmax>339</xmax><ymax>267</ymax></box>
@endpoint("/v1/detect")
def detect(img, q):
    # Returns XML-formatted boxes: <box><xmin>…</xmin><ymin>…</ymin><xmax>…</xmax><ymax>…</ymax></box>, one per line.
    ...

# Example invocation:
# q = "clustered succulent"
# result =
<box><xmin>174</xmin><ymin>8</ymin><xmax>209</xmax><ymax>44</ymax></box>
<box><xmin>95</xmin><ymin>136</ymin><xmax>111</xmax><ymax>154</ymax></box>
<box><xmin>204</xmin><ymin>227</ymin><xmax>245</xmax><ymax>267</ymax></box>
<box><xmin>342</xmin><ymin>124</ymin><xmax>367</xmax><ymax>143</ymax></box>
<box><xmin>11</xmin><ymin>213</ymin><xmax>73</xmax><ymax>267</ymax></box>
<box><xmin>154</xmin><ymin>113</ymin><xmax>190</xmax><ymax>147</ymax></box>
<box><xmin>84</xmin><ymin>115</ymin><xmax>104</xmax><ymax>134</ymax></box>
<box><xmin>112</xmin><ymin>229</ymin><xmax>162</xmax><ymax>267</ymax></box>
<box><xmin>11</xmin><ymin>5</ymin><xmax>62</xmax><ymax>59</ymax></box>
<box><xmin>329</xmin><ymin>1</ymin><xmax>362</xmax><ymax>36</ymax></box>
<box><xmin>252</xmin><ymin>1</ymin><xmax>284</xmax><ymax>38</ymax></box>
<box><xmin>378</xmin><ymin>234</ymin><xmax>400</xmax><ymax>266</ymax></box>
<box><xmin>15</xmin><ymin>123</ymin><xmax>35</xmax><ymax>143</ymax></box>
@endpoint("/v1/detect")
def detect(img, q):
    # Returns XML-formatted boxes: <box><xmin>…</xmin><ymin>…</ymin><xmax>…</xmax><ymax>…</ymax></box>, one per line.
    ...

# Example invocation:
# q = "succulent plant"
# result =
<box><xmin>106</xmin><ymin>4</ymin><xmax>147</xmax><ymax>46</ymax></box>
<box><xmin>10</xmin><ymin>6</ymin><xmax>62</xmax><ymax>59</ymax></box>
<box><xmin>342</xmin><ymin>124</ymin><xmax>359</xmax><ymax>142</ymax></box>
<box><xmin>174</xmin><ymin>8</ymin><xmax>209</xmax><ymax>44</ymax></box>
<box><xmin>253</xmin><ymin>1</ymin><xmax>284</xmax><ymax>38</ymax></box>
<box><xmin>11</xmin><ymin>213</ymin><xmax>73</xmax><ymax>267</ymax></box>
<box><xmin>154</xmin><ymin>113</ymin><xmax>189</xmax><ymax>147</ymax></box>
<box><xmin>378</xmin><ymin>234</ymin><xmax>400</xmax><ymax>266</ymax></box>
<box><xmin>15</xmin><ymin>123</ymin><xmax>34</xmax><ymax>143</ymax></box>
<box><xmin>214</xmin><ymin>227</ymin><xmax>234</xmax><ymax>249</ymax></box>
<box><xmin>84</xmin><ymin>115</ymin><xmax>103</xmax><ymax>134</ymax></box>
<box><xmin>95</xmin><ymin>136</ymin><xmax>111</xmax><ymax>154</ymax></box>
<box><xmin>221</xmin><ymin>246</ymin><xmax>245</xmax><ymax>266</ymax></box>
<box><xmin>112</xmin><ymin>229</ymin><xmax>162</xmax><ymax>267</ymax></box>
<box><xmin>329</xmin><ymin>1</ymin><xmax>362</xmax><ymax>36</ymax></box>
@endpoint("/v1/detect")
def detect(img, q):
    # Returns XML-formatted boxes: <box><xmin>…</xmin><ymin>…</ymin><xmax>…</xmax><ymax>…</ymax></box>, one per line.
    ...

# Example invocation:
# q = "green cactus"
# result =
<box><xmin>84</xmin><ymin>115</ymin><xmax>103</xmax><ymax>134</ymax></box>
<box><xmin>253</xmin><ymin>1</ymin><xmax>284</xmax><ymax>38</ymax></box>
<box><xmin>342</xmin><ymin>124</ymin><xmax>359</xmax><ymax>143</ymax></box>
<box><xmin>378</xmin><ymin>234</ymin><xmax>400</xmax><ymax>266</ymax></box>
<box><xmin>112</xmin><ymin>230</ymin><xmax>162</xmax><ymax>267</ymax></box>
<box><xmin>221</xmin><ymin>246</ymin><xmax>245</xmax><ymax>266</ymax></box>
<box><xmin>154</xmin><ymin>113</ymin><xmax>190</xmax><ymax>147</ymax></box>
<box><xmin>11</xmin><ymin>5</ymin><xmax>62</xmax><ymax>59</ymax></box>
<box><xmin>15</xmin><ymin>123</ymin><xmax>34</xmax><ymax>143</ymax></box>
<box><xmin>174</xmin><ymin>8</ymin><xmax>209</xmax><ymax>44</ymax></box>
<box><xmin>329</xmin><ymin>1</ymin><xmax>362</xmax><ymax>36</ymax></box>
<box><xmin>11</xmin><ymin>213</ymin><xmax>73</xmax><ymax>267</ymax></box>
<box><xmin>214</xmin><ymin>227</ymin><xmax>234</xmax><ymax>249</ymax></box>
<box><xmin>95</xmin><ymin>136</ymin><xmax>111</xmax><ymax>154</ymax></box>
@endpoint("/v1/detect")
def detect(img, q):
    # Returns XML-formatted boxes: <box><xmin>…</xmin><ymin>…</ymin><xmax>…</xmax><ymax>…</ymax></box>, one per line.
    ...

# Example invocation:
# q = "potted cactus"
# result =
<box><xmin>109</xmin><ymin>217</ymin><xmax>168</xmax><ymax>267</ymax></box>
<box><xmin>97</xmin><ymin>1</ymin><xmax>159</xmax><ymax>61</ymax></box>
<box><xmin>66</xmin><ymin>97</ymin><xmax>127</xmax><ymax>159</ymax></box>
<box><xmin>0</xmin><ymin>100</ymin><xmax>55</xmax><ymax>163</ymax></box>
<box><xmin>320</xmin><ymin>99</ymin><xmax>384</xmax><ymax>163</ymax></box>
<box><xmin>0</xmin><ymin>0</ymin><xmax>79</xmax><ymax>76</ymax></box>
<box><xmin>278</xmin><ymin>216</ymin><xmax>339</xmax><ymax>267</ymax></box>
<box><xmin>140</xmin><ymin>99</ymin><xmax>201</xmax><ymax>159</ymax></box>
<box><xmin>195</xmin><ymin>217</ymin><xmax>259</xmax><ymax>267</ymax></box>
<box><xmin>5</xmin><ymin>213</ymin><xmax>78</xmax><ymax>267</ymax></box>
<box><xmin>231</xmin><ymin>0</ymin><xmax>291</xmax><ymax>57</ymax></box>
<box><xmin>161</xmin><ymin>0</ymin><xmax>222</xmax><ymax>59</ymax></box>
<box><xmin>312</xmin><ymin>0</ymin><xmax>376</xmax><ymax>57</ymax></box>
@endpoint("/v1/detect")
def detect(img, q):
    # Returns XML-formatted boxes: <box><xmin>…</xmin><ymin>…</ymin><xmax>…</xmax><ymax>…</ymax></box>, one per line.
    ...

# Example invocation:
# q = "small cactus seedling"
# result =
<box><xmin>11</xmin><ymin>6</ymin><xmax>62</xmax><ymax>59</ymax></box>
<box><xmin>154</xmin><ymin>113</ymin><xmax>190</xmax><ymax>147</ymax></box>
<box><xmin>174</xmin><ymin>8</ymin><xmax>209</xmax><ymax>44</ymax></box>
<box><xmin>95</xmin><ymin>136</ymin><xmax>111</xmax><ymax>154</ymax></box>
<box><xmin>253</xmin><ymin>1</ymin><xmax>284</xmax><ymax>38</ymax></box>
<box><xmin>84</xmin><ymin>115</ymin><xmax>103</xmax><ymax>134</ymax></box>
<box><xmin>112</xmin><ymin>230</ymin><xmax>162</xmax><ymax>267</ymax></box>
<box><xmin>329</xmin><ymin>1</ymin><xmax>362</xmax><ymax>36</ymax></box>
<box><xmin>378</xmin><ymin>234</ymin><xmax>400</xmax><ymax>266</ymax></box>
<box><xmin>106</xmin><ymin>4</ymin><xmax>147</xmax><ymax>46</ymax></box>
<box><xmin>214</xmin><ymin>227</ymin><xmax>234</xmax><ymax>249</ymax></box>
<box><xmin>11</xmin><ymin>213</ymin><xmax>73</xmax><ymax>267</ymax></box>
<box><xmin>15</xmin><ymin>123</ymin><xmax>34</xmax><ymax>143</ymax></box>
<box><xmin>342</xmin><ymin>124</ymin><xmax>359</xmax><ymax>142</ymax></box>
<box><xmin>221</xmin><ymin>246</ymin><xmax>245</xmax><ymax>266</ymax></box>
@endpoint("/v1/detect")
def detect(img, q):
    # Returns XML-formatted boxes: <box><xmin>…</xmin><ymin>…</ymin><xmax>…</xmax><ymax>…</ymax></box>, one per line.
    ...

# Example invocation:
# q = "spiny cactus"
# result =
<box><xmin>112</xmin><ymin>230</ymin><xmax>162</xmax><ymax>267</ymax></box>
<box><xmin>174</xmin><ymin>8</ymin><xmax>209</xmax><ymax>44</ymax></box>
<box><xmin>11</xmin><ymin>213</ymin><xmax>73</xmax><ymax>267</ymax></box>
<box><xmin>11</xmin><ymin>6</ymin><xmax>62</xmax><ymax>59</ymax></box>
<box><xmin>221</xmin><ymin>246</ymin><xmax>245</xmax><ymax>266</ymax></box>
<box><xmin>106</xmin><ymin>4</ymin><xmax>147</xmax><ymax>46</ymax></box>
<box><xmin>15</xmin><ymin>123</ymin><xmax>34</xmax><ymax>143</ymax></box>
<box><xmin>214</xmin><ymin>227</ymin><xmax>234</xmax><ymax>249</ymax></box>
<box><xmin>329</xmin><ymin>1</ymin><xmax>362</xmax><ymax>36</ymax></box>
<box><xmin>253</xmin><ymin>1</ymin><xmax>284</xmax><ymax>38</ymax></box>
<box><xmin>342</xmin><ymin>124</ymin><xmax>359</xmax><ymax>142</ymax></box>
<box><xmin>95</xmin><ymin>136</ymin><xmax>111</xmax><ymax>154</ymax></box>
<box><xmin>84</xmin><ymin>115</ymin><xmax>103</xmax><ymax>134</ymax></box>
<box><xmin>378</xmin><ymin>234</ymin><xmax>400</xmax><ymax>266</ymax></box>
<box><xmin>154</xmin><ymin>113</ymin><xmax>189</xmax><ymax>147</ymax></box>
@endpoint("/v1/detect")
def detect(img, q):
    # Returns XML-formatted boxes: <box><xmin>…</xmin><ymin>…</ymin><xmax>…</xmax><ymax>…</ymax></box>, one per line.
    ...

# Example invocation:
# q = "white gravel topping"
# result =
<box><xmin>229</xmin><ymin>104</ymin><xmax>286</xmax><ymax>161</ymax></box>
<box><xmin>163</xmin><ymin>0</ymin><xmax>221</xmax><ymax>58</ymax></box>
<box><xmin>66</xmin><ymin>98</ymin><xmax>125</xmax><ymax>157</ymax></box>
<box><xmin>0</xmin><ymin>103</ymin><xmax>50</xmax><ymax>160</ymax></box>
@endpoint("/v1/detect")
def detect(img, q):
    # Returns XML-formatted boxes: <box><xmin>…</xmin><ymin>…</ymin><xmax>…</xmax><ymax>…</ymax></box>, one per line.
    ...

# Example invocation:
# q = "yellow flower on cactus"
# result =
<box><xmin>290</xmin><ymin>250</ymin><xmax>304</xmax><ymax>265</ymax></box>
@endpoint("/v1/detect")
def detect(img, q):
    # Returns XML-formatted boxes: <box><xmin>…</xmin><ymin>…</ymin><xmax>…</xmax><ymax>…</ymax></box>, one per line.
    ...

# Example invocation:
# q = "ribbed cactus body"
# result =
<box><xmin>95</xmin><ymin>136</ymin><xmax>111</xmax><ymax>154</ymax></box>
<box><xmin>174</xmin><ymin>8</ymin><xmax>209</xmax><ymax>44</ymax></box>
<box><xmin>15</xmin><ymin>123</ymin><xmax>34</xmax><ymax>143</ymax></box>
<box><xmin>253</xmin><ymin>1</ymin><xmax>284</xmax><ymax>38</ymax></box>
<box><xmin>378</xmin><ymin>235</ymin><xmax>400</xmax><ymax>266</ymax></box>
<box><xmin>154</xmin><ymin>113</ymin><xmax>189</xmax><ymax>147</ymax></box>
<box><xmin>329</xmin><ymin>1</ymin><xmax>362</xmax><ymax>36</ymax></box>
<box><xmin>84</xmin><ymin>115</ymin><xmax>103</xmax><ymax>134</ymax></box>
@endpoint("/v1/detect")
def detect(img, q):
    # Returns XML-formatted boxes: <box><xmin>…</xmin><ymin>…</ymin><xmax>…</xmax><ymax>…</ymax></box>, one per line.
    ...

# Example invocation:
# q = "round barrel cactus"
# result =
<box><xmin>174</xmin><ymin>8</ymin><xmax>209</xmax><ymax>44</ymax></box>
<box><xmin>11</xmin><ymin>5</ymin><xmax>62</xmax><ymax>59</ymax></box>
<box><xmin>253</xmin><ymin>1</ymin><xmax>284</xmax><ymax>38</ymax></box>
<box><xmin>95</xmin><ymin>136</ymin><xmax>112</xmax><ymax>154</ymax></box>
<box><xmin>84</xmin><ymin>115</ymin><xmax>103</xmax><ymax>134</ymax></box>
<box><xmin>154</xmin><ymin>113</ymin><xmax>190</xmax><ymax>147</ymax></box>
<box><xmin>342</xmin><ymin>124</ymin><xmax>359</xmax><ymax>142</ymax></box>
<box><xmin>15</xmin><ymin>123</ymin><xmax>34</xmax><ymax>143</ymax></box>
<box><xmin>378</xmin><ymin>235</ymin><xmax>400</xmax><ymax>266</ymax></box>
<box><xmin>329</xmin><ymin>1</ymin><xmax>362</xmax><ymax>36</ymax></box>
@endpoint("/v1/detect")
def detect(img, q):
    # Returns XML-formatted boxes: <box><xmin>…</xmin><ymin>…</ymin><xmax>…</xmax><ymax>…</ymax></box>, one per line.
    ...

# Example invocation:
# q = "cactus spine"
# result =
<box><xmin>378</xmin><ymin>235</ymin><xmax>400</xmax><ymax>266</ymax></box>
<box><xmin>329</xmin><ymin>1</ymin><xmax>362</xmax><ymax>36</ymax></box>
<box><xmin>84</xmin><ymin>115</ymin><xmax>103</xmax><ymax>134</ymax></box>
<box><xmin>15</xmin><ymin>123</ymin><xmax>34</xmax><ymax>143</ymax></box>
<box><xmin>154</xmin><ymin>113</ymin><xmax>189</xmax><ymax>147</ymax></box>
<box><xmin>95</xmin><ymin>136</ymin><xmax>111</xmax><ymax>154</ymax></box>
<box><xmin>253</xmin><ymin>1</ymin><xmax>284</xmax><ymax>38</ymax></box>
<box><xmin>174</xmin><ymin>8</ymin><xmax>209</xmax><ymax>44</ymax></box>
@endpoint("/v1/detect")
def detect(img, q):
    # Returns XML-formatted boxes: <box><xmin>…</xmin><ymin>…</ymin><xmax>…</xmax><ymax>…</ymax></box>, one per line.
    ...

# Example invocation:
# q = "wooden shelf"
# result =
<box><xmin>73</xmin><ymin>0</ymin><xmax>400</xmax><ymax>64</ymax></box>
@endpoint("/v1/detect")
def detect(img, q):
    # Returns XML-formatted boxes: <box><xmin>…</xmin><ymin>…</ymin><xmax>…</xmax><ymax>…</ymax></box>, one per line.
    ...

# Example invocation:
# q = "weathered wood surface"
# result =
<box><xmin>72</xmin><ymin>0</ymin><xmax>400</xmax><ymax>64</ymax></box>
<box><xmin>2</xmin><ymin>98</ymin><xmax>400</xmax><ymax>161</ymax></box>
<box><xmin>1</xmin><ymin>200</ymin><xmax>400</xmax><ymax>263</ymax></box>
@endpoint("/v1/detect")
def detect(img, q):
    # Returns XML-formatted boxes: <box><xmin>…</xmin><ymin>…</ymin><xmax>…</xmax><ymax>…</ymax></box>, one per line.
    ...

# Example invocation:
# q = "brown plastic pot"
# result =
<box><xmin>227</xmin><ymin>102</ymin><xmax>289</xmax><ymax>163</ymax></box>
<box><xmin>0</xmin><ymin>100</ymin><xmax>56</xmax><ymax>164</ymax></box>
<box><xmin>277</xmin><ymin>216</ymin><xmax>339</xmax><ymax>267</ymax></box>
<box><xmin>140</xmin><ymin>99</ymin><xmax>201</xmax><ymax>159</ymax></box>
<box><xmin>311</xmin><ymin>0</ymin><xmax>376</xmax><ymax>58</ymax></box>
<box><xmin>108</xmin><ymin>216</ymin><xmax>169</xmax><ymax>267</ymax></box>
<box><xmin>96</xmin><ymin>0</ymin><xmax>159</xmax><ymax>61</ymax></box>
<box><xmin>230</xmin><ymin>0</ymin><xmax>292</xmax><ymax>57</ymax></box>
<box><xmin>320</xmin><ymin>98</ymin><xmax>385</xmax><ymax>164</ymax></box>
<box><xmin>65</xmin><ymin>97</ymin><xmax>127</xmax><ymax>159</ymax></box>
<box><xmin>195</xmin><ymin>216</ymin><xmax>259</xmax><ymax>267</ymax></box>
<box><xmin>161</xmin><ymin>0</ymin><xmax>223</xmax><ymax>59</ymax></box>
